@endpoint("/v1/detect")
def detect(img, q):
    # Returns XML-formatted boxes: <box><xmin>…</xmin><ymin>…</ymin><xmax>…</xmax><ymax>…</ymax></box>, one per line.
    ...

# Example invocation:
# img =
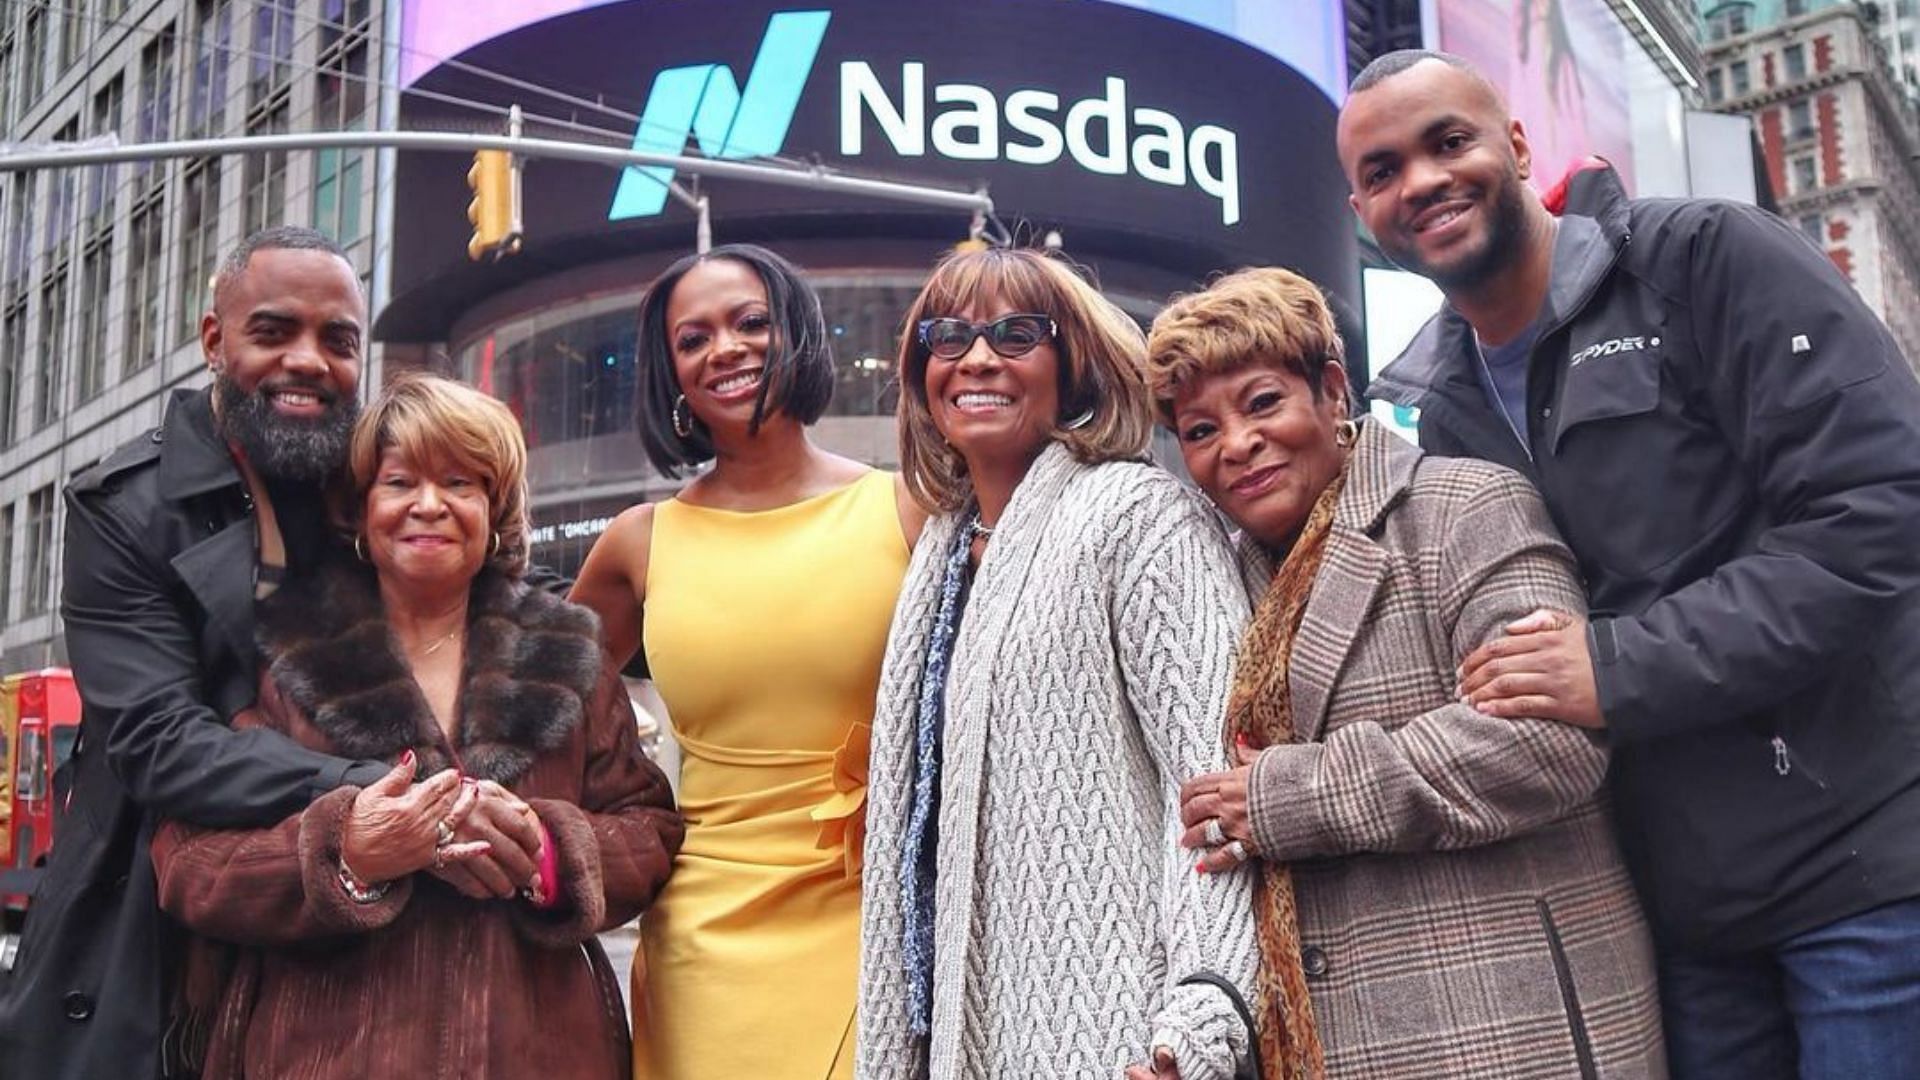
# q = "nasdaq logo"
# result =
<box><xmin>608</xmin><ymin>8</ymin><xmax>1243</xmax><ymax>227</ymax></box>
<box><xmin>840</xmin><ymin>66</ymin><xmax>1241</xmax><ymax>225</ymax></box>
<box><xmin>608</xmin><ymin>10</ymin><xmax>831</xmax><ymax>219</ymax></box>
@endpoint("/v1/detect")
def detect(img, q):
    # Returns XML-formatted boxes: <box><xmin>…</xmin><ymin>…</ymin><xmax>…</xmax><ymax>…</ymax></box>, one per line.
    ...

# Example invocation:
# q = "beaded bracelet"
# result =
<box><xmin>336</xmin><ymin>856</ymin><xmax>392</xmax><ymax>904</ymax></box>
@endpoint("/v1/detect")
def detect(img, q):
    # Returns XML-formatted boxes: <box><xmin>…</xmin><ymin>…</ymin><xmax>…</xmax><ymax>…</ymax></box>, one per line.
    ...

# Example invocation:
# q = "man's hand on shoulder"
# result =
<box><xmin>1457</xmin><ymin>609</ymin><xmax>1605</xmax><ymax>729</ymax></box>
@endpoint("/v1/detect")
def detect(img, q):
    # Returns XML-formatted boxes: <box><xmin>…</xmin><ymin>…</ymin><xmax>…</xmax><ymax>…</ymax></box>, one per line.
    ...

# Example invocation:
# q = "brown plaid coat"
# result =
<box><xmin>1243</xmin><ymin>420</ymin><xmax>1665</xmax><ymax>1079</ymax></box>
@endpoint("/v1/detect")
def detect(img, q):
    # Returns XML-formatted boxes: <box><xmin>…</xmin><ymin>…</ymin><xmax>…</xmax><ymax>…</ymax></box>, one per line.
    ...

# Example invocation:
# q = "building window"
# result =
<box><xmin>177</xmin><ymin>158</ymin><xmax>221</xmax><ymax>343</ymax></box>
<box><xmin>1731</xmin><ymin>60</ymin><xmax>1751</xmax><ymax>96</ymax></box>
<box><xmin>242</xmin><ymin>98</ymin><xmax>290</xmax><ymax>234</ymax></box>
<box><xmin>1787</xmin><ymin>99</ymin><xmax>1815</xmax><ymax>140</ymax></box>
<box><xmin>1709</xmin><ymin>4</ymin><xmax>1751</xmax><ymax>38</ymax></box>
<box><xmin>1792</xmin><ymin>155</ymin><xmax>1818</xmax><ymax>193</ymax></box>
<box><xmin>313</xmin><ymin>12</ymin><xmax>370</xmax><ymax>246</ymax></box>
<box><xmin>1785</xmin><ymin>0</ymin><xmax>1807</xmax><ymax>15</ymax></box>
<box><xmin>44</xmin><ymin>118</ymin><xmax>77</xmax><ymax>263</ymax></box>
<box><xmin>87</xmin><ymin>75</ymin><xmax>124</xmax><ymax>233</ymax></box>
<box><xmin>36</xmin><ymin>269</ymin><xmax>68</xmax><ymax>429</ymax></box>
<box><xmin>0</xmin><ymin>301</ymin><xmax>22</xmax><ymax>448</ymax></box>
<box><xmin>77</xmin><ymin>237</ymin><xmax>113</xmax><ymax>402</ymax></box>
<box><xmin>1707</xmin><ymin>68</ymin><xmax>1725</xmax><ymax>103</ymax></box>
<box><xmin>1</xmin><ymin>38</ymin><xmax>15</xmax><ymax>132</ymax></box>
<box><xmin>1798</xmin><ymin>214</ymin><xmax>1824</xmax><ymax>245</ymax></box>
<box><xmin>136</xmin><ymin>26</ymin><xmax>176</xmax><ymax>189</ymax></box>
<box><xmin>320</xmin><ymin>0</ymin><xmax>372</xmax><ymax>50</ymax></box>
<box><xmin>23</xmin><ymin>485</ymin><xmax>55</xmax><ymax>617</ymax></box>
<box><xmin>125</xmin><ymin>192</ymin><xmax>165</xmax><ymax>372</ymax></box>
<box><xmin>58</xmin><ymin>0</ymin><xmax>83</xmax><ymax>73</ymax></box>
<box><xmin>248</xmin><ymin>0</ymin><xmax>297</xmax><ymax>102</ymax></box>
<box><xmin>185</xmin><ymin>0</ymin><xmax>231</xmax><ymax>137</ymax></box>
<box><xmin>22</xmin><ymin>2</ymin><xmax>45</xmax><ymax>110</ymax></box>
<box><xmin>1785</xmin><ymin>44</ymin><xmax>1807</xmax><ymax>81</ymax></box>
<box><xmin>5</xmin><ymin>174</ymin><xmax>31</xmax><ymax>285</ymax></box>
<box><xmin>0</xmin><ymin>503</ymin><xmax>14</xmax><ymax>626</ymax></box>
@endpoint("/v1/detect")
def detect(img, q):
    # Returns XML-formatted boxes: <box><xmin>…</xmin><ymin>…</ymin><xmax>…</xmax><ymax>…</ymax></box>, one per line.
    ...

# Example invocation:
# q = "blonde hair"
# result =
<box><xmin>344</xmin><ymin>372</ymin><xmax>532</xmax><ymax>577</ymax></box>
<box><xmin>896</xmin><ymin>248</ymin><xmax>1156</xmax><ymax>513</ymax></box>
<box><xmin>1146</xmin><ymin>267</ymin><xmax>1347</xmax><ymax>425</ymax></box>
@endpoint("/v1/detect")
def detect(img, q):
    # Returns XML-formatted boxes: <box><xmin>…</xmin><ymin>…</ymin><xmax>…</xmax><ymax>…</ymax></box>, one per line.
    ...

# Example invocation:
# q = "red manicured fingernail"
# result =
<box><xmin>401</xmin><ymin>749</ymin><xmax>415</xmax><ymax>767</ymax></box>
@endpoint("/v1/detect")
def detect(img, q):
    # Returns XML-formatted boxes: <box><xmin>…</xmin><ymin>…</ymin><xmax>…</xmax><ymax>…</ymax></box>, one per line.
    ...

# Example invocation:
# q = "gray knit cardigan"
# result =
<box><xmin>855</xmin><ymin>444</ymin><xmax>1258</xmax><ymax>1080</ymax></box>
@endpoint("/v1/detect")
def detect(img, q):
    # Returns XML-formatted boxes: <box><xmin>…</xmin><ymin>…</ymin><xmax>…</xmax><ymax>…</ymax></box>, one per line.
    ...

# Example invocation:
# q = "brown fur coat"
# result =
<box><xmin>151</xmin><ymin>559</ymin><xmax>683</xmax><ymax>1080</ymax></box>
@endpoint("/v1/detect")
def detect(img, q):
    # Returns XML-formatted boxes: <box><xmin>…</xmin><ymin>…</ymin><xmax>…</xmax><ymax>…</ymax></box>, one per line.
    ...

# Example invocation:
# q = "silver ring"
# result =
<box><xmin>1203</xmin><ymin>818</ymin><xmax>1226</xmax><ymax>847</ymax></box>
<box><xmin>1224</xmin><ymin>840</ymin><xmax>1250</xmax><ymax>864</ymax></box>
<box><xmin>435</xmin><ymin>818</ymin><xmax>455</xmax><ymax>848</ymax></box>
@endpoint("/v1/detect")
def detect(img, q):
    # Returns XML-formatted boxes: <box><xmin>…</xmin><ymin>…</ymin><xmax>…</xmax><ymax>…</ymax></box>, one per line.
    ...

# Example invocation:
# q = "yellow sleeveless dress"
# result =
<box><xmin>635</xmin><ymin>470</ymin><xmax>909</xmax><ymax>1080</ymax></box>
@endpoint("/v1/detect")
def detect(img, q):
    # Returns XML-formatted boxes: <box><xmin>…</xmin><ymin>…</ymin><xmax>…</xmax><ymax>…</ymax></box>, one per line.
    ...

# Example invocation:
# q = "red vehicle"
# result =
<box><xmin>2</xmin><ymin>668</ymin><xmax>81</xmax><ymax>928</ymax></box>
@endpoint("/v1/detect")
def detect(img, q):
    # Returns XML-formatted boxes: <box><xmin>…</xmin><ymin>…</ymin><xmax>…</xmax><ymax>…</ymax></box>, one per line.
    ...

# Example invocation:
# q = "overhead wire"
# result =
<box><xmin>0</xmin><ymin>0</ymin><xmax>820</xmax><ymax>157</ymax></box>
<box><xmin>0</xmin><ymin>0</ymin><xmax>638</xmax><ymax>147</ymax></box>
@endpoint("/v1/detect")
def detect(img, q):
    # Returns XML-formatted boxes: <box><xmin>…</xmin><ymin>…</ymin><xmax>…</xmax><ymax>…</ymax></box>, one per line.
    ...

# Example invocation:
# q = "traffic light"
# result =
<box><xmin>466</xmin><ymin>149</ymin><xmax>522</xmax><ymax>261</ymax></box>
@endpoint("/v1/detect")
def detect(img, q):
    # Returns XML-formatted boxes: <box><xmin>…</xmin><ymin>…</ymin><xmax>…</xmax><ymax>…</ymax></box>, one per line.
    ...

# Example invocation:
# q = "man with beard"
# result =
<box><xmin>1350</xmin><ymin>52</ymin><xmax>1920</xmax><ymax>1078</ymax></box>
<box><xmin>0</xmin><ymin>227</ymin><xmax>401</xmax><ymax>1080</ymax></box>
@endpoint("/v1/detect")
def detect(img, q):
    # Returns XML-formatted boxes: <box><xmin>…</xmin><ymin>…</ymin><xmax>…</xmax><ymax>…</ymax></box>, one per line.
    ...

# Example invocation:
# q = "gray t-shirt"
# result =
<box><xmin>1473</xmin><ymin>323</ymin><xmax>1541</xmax><ymax>446</ymax></box>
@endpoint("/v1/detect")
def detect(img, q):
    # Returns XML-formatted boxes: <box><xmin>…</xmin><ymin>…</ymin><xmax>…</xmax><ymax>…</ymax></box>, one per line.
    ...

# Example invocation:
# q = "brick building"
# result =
<box><xmin>1701</xmin><ymin>0</ymin><xmax>1920</xmax><ymax>365</ymax></box>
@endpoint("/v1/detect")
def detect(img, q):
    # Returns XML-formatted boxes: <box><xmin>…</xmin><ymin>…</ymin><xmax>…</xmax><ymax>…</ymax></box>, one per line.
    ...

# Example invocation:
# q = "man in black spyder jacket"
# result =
<box><xmin>0</xmin><ymin>227</ymin><xmax>400</xmax><ymax>1079</ymax></box>
<box><xmin>1346</xmin><ymin>51</ymin><xmax>1920</xmax><ymax>1078</ymax></box>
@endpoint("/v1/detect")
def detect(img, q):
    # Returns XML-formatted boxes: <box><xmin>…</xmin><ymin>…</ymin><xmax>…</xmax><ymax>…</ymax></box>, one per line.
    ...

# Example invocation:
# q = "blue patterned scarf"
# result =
<box><xmin>900</xmin><ymin>511</ymin><xmax>979</xmax><ymax>1036</ymax></box>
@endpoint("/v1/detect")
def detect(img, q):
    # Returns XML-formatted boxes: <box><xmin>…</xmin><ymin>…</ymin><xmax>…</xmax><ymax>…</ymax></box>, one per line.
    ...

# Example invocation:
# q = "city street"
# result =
<box><xmin>2</xmin><ymin>0</ymin><xmax>1918</xmax><ymax>1076</ymax></box>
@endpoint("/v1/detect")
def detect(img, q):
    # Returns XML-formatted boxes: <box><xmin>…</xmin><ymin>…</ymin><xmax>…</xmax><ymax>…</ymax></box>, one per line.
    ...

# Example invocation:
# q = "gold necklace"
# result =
<box><xmin>418</xmin><ymin>629</ymin><xmax>461</xmax><ymax>657</ymax></box>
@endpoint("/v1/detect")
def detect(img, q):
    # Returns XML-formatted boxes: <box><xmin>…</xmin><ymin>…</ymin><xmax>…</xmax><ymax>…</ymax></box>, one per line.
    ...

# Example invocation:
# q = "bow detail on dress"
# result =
<box><xmin>811</xmin><ymin>719</ymin><xmax>872</xmax><ymax>877</ymax></box>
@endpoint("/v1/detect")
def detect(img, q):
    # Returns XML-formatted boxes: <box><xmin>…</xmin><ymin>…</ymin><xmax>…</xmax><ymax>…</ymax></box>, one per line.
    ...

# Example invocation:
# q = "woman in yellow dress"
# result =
<box><xmin>571</xmin><ymin>244</ymin><xmax>923</xmax><ymax>1080</ymax></box>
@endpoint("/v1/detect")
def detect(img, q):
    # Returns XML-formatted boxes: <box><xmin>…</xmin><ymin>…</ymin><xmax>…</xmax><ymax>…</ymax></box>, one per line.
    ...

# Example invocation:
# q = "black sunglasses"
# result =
<box><xmin>917</xmin><ymin>314</ymin><xmax>1057</xmax><ymax>361</ymax></box>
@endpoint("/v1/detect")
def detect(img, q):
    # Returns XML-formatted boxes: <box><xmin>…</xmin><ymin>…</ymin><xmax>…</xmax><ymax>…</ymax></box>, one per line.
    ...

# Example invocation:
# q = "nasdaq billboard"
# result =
<box><xmin>384</xmin><ymin>0</ymin><xmax>1355</xmax><ymax>342</ymax></box>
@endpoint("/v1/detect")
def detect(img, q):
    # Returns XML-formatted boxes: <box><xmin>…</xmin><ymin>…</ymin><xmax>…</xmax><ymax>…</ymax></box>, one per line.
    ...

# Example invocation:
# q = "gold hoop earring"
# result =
<box><xmin>672</xmin><ymin>394</ymin><xmax>695</xmax><ymax>439</ymax></box>
<box><xmin>1334</xmin><ymin>419</ymin><xmax>1360</xmax><ymax>449</ymax></box>
<box><xmin>489</xmin><ymin>531</ymin><xmax>502</xmax><ymax>559</ymax></box>
<box><xmin>354</xmin><ymin>534</ymin><xmax>370</xmax><ymax>562</ymax></box>
<box><xmin>1060</xmin><ymin>408</ymin><xmax>1096</xmax><ymax>432</ymax></box>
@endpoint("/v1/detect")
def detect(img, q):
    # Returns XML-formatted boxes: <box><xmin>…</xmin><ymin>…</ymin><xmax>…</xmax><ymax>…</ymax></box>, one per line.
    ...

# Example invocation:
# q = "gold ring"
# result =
<box><xmin>435</xmin><ymin>818</ymin><xmax>455</xmax><ymax>848</ymax></box>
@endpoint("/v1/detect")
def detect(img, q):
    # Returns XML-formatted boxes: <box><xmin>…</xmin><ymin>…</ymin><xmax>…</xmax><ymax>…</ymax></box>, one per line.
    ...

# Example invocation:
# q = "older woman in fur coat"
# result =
<box><xmin>149</xmin><ymin>374</ymin><xmax>683</xmax><ymax>1079</ymax></box>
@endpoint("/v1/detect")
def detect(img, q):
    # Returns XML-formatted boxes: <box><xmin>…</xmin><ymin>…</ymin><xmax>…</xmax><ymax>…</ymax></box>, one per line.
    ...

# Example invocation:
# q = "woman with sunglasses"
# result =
<box><xmin>570</xmin><ymin>244</ymin><xmax>925</xmax><ymax>1080</ymax></box>
<box><xmin>855</xmin><ymin>248</ymin><xmax>1257</xmax><ymax>1080</ymax></box>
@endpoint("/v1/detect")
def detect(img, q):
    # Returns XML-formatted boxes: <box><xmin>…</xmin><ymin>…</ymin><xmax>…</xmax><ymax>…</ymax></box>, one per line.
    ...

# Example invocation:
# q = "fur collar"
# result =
<box><xmin>256</xmin><ymin>556</ymin><xmax>605</xmax><ymax>785</ymax></box>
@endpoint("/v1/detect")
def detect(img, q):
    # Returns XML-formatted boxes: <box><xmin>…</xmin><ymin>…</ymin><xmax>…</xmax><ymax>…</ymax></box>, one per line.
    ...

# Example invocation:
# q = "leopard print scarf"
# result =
<box><xmin>1224</xmin><ymin>456</ymin><xmax>1350</xmax><ymax>1080</ymax></box>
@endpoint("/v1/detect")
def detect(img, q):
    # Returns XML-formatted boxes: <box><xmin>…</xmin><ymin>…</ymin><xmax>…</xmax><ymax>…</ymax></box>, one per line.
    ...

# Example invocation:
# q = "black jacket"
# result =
<box><xmin>0</xmin><ymin>389</ymin><xmax>386</xmax><ymax>1080</ymax></box>
<box><xmin>1370</xmin><ymin>164</ymin><xmax>1920</xmax><ymax>954</ymax></box>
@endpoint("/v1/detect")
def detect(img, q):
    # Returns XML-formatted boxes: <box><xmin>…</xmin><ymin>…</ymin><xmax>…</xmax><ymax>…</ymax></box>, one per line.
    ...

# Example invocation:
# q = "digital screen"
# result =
<box><xmin>384</xmin><ymin>0</ymin><xmax>1359</xmax><ymax>343</ymax></box>
<box><xmin>1434</xmin><ymin>0</ymin><xmax>1637</xmax><ymax>191</ymax></box>
<box><xmin>1361</xmin><ymin>266</ymin><xmax>1444</xmax><ymax>442</ymax></box>
<box><xmin>398</xmin><ymin>0</ymin><xmax>1349</xmax><ymax>102</ymax></box>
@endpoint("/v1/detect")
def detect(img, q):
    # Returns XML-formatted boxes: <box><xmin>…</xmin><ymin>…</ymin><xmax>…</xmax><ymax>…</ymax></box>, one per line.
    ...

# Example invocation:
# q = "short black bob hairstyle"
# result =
<box><xmin>636</xmin><ymin>243</ymin><xmax>835</xmax><ymax>476</ymax></box>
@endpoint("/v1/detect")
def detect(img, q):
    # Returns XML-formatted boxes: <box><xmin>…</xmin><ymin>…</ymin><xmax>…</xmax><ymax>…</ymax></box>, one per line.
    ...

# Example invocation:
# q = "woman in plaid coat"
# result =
<box><xmin>1141</xmin><ymin>268</ymin><xmax>1665</xmax><ymax>1080</ymax></box>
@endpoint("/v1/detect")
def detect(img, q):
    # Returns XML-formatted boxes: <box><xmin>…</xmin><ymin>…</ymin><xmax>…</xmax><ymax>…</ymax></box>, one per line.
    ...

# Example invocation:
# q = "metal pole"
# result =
<box><xmin>695</xmin><ymin>194</ymin><xmax>712</xmax><ymax>254</ymax></box>
<box><xmin>506</xmin><ymin>104</ymin><xmax>526</xmax><ymax>249</ymax></box>
<box><xmin>0</xmin><ymin>131</ymin><xmax>995</xmax><ymax>215</ymax></box>
<box><xmin>368</xmin><ymin>0</ymin><xmax>406</xmax><ymax>392</ymax></box>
